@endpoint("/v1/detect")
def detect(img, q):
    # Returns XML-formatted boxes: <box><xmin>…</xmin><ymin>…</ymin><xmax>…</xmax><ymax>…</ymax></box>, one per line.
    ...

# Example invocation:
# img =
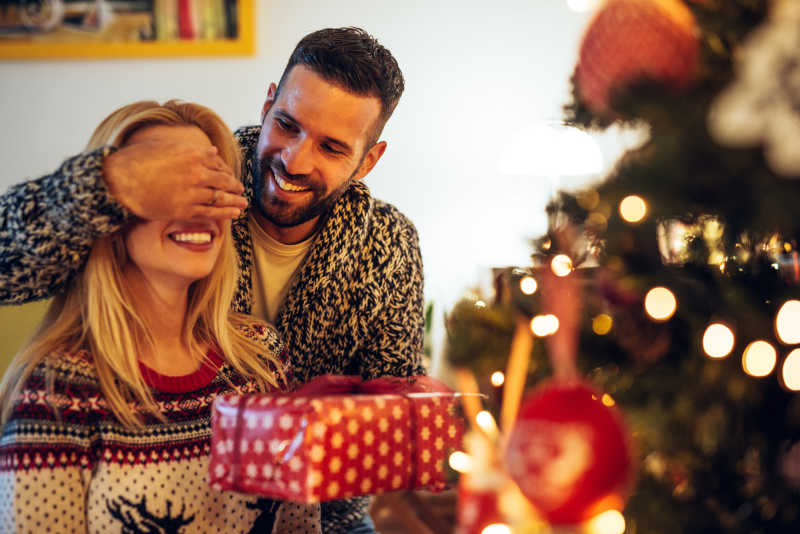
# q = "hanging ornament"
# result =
<box><xmin>575</xmin><ymin>0</ymin><xmax>701</xmax><ymax>115</ymax></box>
<box><xmin>708</xmin><ymin>0</ymin><xmax>800</xmax><ymax>177</ymax></box>
<box><xmin>505</xmin><ymin>381</ymin><xmax>633</xmax><ymax>525</ymax></box>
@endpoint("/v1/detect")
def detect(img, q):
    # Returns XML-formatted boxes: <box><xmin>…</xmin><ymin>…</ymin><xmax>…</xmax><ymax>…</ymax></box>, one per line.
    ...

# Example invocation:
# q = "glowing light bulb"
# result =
<box><xmin>644</xmin><ymin>287</ymin><xmax>677</xmax><ymax>321</ymax></box>
<box><xmin>776</xmin><ymin>300</ymin><xmax>800</xmax><ymax>344</ymax></box>
<box><xmin>475</xmin><ymin>300</ymin><xmax>487</xmax><ymax>308</ymax></box>
<box><xmin>593</xmin><ymin>313</ymin><xmax>613</xmax><ymax>335</ymax></box>
<box><xmin>531</xmin><ymin>314</ymin><xmax>560</xmax><ymax>337</ymax></box>
<box><xmin>519</xmin><ymin>276</ymin><xmax>538</xmax><ymax>295</ymax></box>
<box><xmin>490</xmin><ymin>371</ymin><xmax>505</xmax><ymax>387</ymax></box>
<box><xmin>476</xmin><ymin>410</ymin><xmax>499</xmax><ymax>438</ymax></box>
<box><xmin>586</xmin><ymin>509</ymin><xmax>626</xmax><ymax>534</ymax></box>
<box><xmin>551</xmin><ymin>254</ymin><xmax>574</xmax><ymax>277</ymax></box>
<box><xmin>481</xmin><ymin>524</ymin><xmax>512</xmax><ymax>534</ymax></box>
<box><xmin>601</xmin><ymin>393</ymin><xmax>616</xmax><ymax>407</ymax></box>
<box><xmin>742</xmin><ymin>340</ymin><xmax>777</xmax><ymax>377</ymax></box>
<box><xmin>703</xmin><ymin>323</ymin><xmax>735</xmax><ymax>359</ymax></box>
<box><xmin>782</xmin><ymin>349</ymin><xmax>800</xmax><ymax>391</ymax></box>
<box><xmin>448</xmin><ymin>451</ymin><xmax>473</xmax><ymax>473</ymax></box>
<box><xmin>619</xmin><ymin>195</ymin><xmax>647</xmax><ymax>223</ymax></box>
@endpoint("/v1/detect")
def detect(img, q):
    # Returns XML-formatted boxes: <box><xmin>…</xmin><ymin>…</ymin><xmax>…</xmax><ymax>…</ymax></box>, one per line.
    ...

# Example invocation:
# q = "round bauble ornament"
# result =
<box><xmin>576</xmin><ymin>0</ymin><xmax>701</xmax><ymax>114</ymax></box>
<box><xmin>505</xmin><ymin>381</ymin><xmax>633</xmax><ymax>525</ymax></box>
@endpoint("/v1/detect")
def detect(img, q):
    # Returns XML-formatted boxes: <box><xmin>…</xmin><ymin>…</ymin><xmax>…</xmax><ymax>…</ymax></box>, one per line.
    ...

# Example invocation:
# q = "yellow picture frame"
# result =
<box><xmin>0</xmin><ymin>0</ymin><xmax>254</xmax><ymax>60</ymax></box>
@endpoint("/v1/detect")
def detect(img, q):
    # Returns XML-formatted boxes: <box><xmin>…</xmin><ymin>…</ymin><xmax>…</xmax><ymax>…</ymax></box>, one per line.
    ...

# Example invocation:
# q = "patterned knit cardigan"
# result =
<box><xmin>0</xmin><ymin>125</ymin><xmax>426</xmax><ymax>532</ymax></box>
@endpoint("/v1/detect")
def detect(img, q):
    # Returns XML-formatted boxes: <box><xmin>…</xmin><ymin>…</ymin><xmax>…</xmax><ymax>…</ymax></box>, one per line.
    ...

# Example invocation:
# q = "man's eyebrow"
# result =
<box><xmin>274</xmin><ymin>109</ymin><xmax>354</xmax><ymax>155</ymax></box>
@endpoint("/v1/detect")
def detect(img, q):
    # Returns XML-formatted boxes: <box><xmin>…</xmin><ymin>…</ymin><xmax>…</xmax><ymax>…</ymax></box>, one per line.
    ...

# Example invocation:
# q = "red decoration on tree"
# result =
<box><xmin>576</xmin><ymin>0</ymin><xmax>701</xmax><ymax>114</ymax></box>
<box><xmin>505</xmin><ymin>381</ymin><xmax>633</xmax><ymax>525</ymax></box>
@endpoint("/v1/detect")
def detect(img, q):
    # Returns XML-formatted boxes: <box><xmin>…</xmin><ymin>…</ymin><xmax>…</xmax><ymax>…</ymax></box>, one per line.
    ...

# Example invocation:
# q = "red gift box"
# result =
<box><xmin>209</xmin><ymin>375</ymin><xmax>464</xmax><ymax>502</ymax></box>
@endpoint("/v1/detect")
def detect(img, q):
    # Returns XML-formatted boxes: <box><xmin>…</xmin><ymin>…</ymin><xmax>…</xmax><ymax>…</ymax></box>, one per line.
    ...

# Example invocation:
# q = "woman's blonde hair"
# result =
<box><xmin>0</xmin><ymin>100</ymin><xmax>281</xmax><ymax>428</ymax></box>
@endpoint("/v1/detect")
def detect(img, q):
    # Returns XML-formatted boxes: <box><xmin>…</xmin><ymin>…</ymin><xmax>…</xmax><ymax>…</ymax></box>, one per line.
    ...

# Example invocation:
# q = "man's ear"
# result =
<box><xmin>353</xmin><ymin>141</ymin><xmax>387</xmax><ymax>181</ymax></box>
<box><xmin>261</xmin><ymin>83</ymin><xmax>278</xmax><ymax>123</ymax></box>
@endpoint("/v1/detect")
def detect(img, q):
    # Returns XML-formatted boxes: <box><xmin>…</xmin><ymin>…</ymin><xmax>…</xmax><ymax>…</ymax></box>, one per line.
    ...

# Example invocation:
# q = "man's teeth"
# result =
<box><xmin>274</xmin><ymin>174</ymin><xmax>310</xmax><ymax>192</ymax></box>
<box><xmin>171</xmin><ymin>232</ymin><xmax>212</xmax><ymax>244</ymax></box>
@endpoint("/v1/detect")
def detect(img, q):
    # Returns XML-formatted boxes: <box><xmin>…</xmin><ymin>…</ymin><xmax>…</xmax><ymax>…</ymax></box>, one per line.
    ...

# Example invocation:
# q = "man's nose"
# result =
<box><xmin>281</xmin><ymin>136</ymin><xmax>314</xmax><ymax>176</ymax></box>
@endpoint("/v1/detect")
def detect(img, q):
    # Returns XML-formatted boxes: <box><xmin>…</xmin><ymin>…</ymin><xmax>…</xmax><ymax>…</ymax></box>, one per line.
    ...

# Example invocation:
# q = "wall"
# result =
<box><xmin>0</xmin><ymin>0</ymin><xmax>599</xmax><ymax>368</ymax></box>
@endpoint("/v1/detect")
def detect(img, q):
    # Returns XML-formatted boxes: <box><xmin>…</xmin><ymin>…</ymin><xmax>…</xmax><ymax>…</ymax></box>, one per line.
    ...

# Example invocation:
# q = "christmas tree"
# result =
<box><xmin>446</xmin><ymin>1</ymin><xmax>800</xmax><ymax>532</ymax></box>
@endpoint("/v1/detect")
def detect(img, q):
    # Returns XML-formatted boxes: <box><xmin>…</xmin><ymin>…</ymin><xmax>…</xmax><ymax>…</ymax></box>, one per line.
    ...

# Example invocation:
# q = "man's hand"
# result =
<box><xmin>103</xmin><ymin>137</ymin><xmax>248</xmax><ymax>220</ymax></box>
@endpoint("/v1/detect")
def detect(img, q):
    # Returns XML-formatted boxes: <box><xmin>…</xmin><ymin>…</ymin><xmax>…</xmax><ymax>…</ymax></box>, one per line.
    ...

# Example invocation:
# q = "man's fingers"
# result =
<box><xmin>208</xmin><ymin>189</ymin><xmax>248</xmax><ymax>210</ymax></box>
<box><xmin>191</xmin><ymin>206</ymin><xmax>243</xmax><ymax>221</ymax></box>
<box><xmin>200</xmin><ymin>167</ymin><xmax>245</xmax><ymax>195</ymax></box>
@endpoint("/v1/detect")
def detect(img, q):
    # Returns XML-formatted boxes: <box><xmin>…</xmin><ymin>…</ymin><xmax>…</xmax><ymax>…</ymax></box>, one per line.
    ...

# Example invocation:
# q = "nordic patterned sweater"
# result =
<box><xmin>0</xmin><ymin>322</ymin><xmax>321</xmax><ymax>534</ymax></box>
<box><xmin>0</xmin><ymin>125</ymin><xmax>427</xmax><ymax>532</ymax></box>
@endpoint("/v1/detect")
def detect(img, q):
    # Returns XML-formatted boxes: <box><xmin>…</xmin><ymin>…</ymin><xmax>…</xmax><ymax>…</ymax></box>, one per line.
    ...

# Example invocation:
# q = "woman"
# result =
<box><xmin>0</xmin><ymin>100</ymin><xmax>319</xmax><ymax>534</ymax></box>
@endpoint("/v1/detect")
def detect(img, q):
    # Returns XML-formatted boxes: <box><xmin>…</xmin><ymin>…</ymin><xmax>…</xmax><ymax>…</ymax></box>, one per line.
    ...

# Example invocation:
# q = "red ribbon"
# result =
<box><xmin>292</xmin><ymin>374</ymin><xmax>455</xmax><ymax>397</ymax></box>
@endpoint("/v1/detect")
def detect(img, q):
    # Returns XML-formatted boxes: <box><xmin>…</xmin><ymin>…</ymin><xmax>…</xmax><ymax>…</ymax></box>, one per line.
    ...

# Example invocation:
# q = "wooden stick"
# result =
<box><xmin>500</xmin><ymin>316</ymin><xmax>535</xmax><ymax>434</ymax></box>
<box><xmin>453</xmin><ymin>368</ymin><xmax>484</xmax><ymax>434</ymax></box>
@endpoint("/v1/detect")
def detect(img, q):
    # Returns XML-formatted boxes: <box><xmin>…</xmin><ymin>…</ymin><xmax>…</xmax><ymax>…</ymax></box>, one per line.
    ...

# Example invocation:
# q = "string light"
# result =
<box><xmin>775</xmin><ymin>300</ymin><xmax>800</xmax><ymax>344</ymax></box>
<box><xmin>586</xmin><ymin>509</ymin><xmax>626</xmax><ymax>534</ymax></box>
<box><xmin>782</xmin><ymin>349</ymin><xmax>800</xmax><ymax>391</ymax></box>
<box><xmin>551</xmin><ymin>254</ymin><xmax>574</xmax><ymax>277</ymax></box>
<box><xmin>519</xmin><ymin>276</ymin><xmax>538</xmax><ymax>295</ymax></box>
<box><xmin>530</xmin><ymin>314</ymin><xmax>560</xmax><ymax>336</ymax></box>
<box><xmin>476</xmin><ymin>410</ymin><xmax>499</xmax><ymax>439</ymax></box>
<box><xmin>481</xmin><ymin>524</ymin><xmax>512</xmax><ymax>534</ymax></box>
<box><xmin>475</xmin><ymin>300</ymin><xmax>487</xmax><ymax>308</ymax></box>
<box><xmin>644</xmin><ymin>287</ymin><xmax>677</xmax><ymax>321</ymax></box>
<box><xmin>619</xmin><ymin>195</ymin><xmax>647</xmax><ymax>223</ymax></box>
<box><xmin>490</xmin><ymin>371</ymin><xmax>505</xmax><ymax>387</ymax></box>
<box><xmin>601</xmin><ymin>393</ymin><xmax>616</xmax><ymax>407</ymax></box>
<box><xmin>703</xmin><ymin>323</ymin><xmax>735</xmax><ymax>359</ymax></box>
<box><xmin>593</xmin><ymin>313</ymin><xmax>613</xmax><ymax>335</ymax></box>
<box><xmin>448</xmin><ymin>451</ymin><xmax>473</xmax><ymax>473</ymax></box>
<box><xmin>742</xmin><ymin>340</ymin><xmax>777</xmax><ymax>377</ymax></box>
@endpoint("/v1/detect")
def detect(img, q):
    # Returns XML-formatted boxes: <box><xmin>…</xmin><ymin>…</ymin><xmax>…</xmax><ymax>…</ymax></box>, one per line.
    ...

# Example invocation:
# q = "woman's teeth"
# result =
<box><xmin>275</xmin><ymin>174</ymin><xmax>310</xmax><ymax>192</ymax></box>
<box><xmin>171</xmin><ymin>232</ymin><xmax>212</xmax><ymax>244</ymax></box>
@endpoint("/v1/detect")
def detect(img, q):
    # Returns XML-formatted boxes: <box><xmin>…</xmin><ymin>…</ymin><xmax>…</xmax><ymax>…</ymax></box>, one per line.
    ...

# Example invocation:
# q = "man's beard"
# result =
<box><xmin>254</xmin><ymin>153</ymin><xmax>353</xmax><ymax>229</ymax></box>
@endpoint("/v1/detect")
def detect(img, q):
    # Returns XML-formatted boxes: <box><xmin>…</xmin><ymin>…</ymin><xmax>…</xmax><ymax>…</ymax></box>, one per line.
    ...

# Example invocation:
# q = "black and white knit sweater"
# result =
<box><xmin>0</xmin><ymin>322</ymin><xmax>321</xmax><ymax>534</ymax></box>
<box><xmin>0</xmin><ymin>125</ymin><xmax>426</xmax><ymax>532</ymax></box>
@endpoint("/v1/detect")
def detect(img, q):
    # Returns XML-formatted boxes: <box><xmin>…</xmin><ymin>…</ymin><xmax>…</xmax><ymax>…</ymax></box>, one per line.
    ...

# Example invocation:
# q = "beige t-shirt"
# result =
<box><xmin>247</xmin><ymin>213</ymin><xmax>315</xmax><ymax>324</ymax></box>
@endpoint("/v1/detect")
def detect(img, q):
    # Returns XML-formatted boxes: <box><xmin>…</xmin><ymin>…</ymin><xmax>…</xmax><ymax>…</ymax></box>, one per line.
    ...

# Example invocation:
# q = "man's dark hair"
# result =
<box><xmin>276</xmin><ymin>27</ymin><xmax>405</xmax><ymax>144</ymax></box>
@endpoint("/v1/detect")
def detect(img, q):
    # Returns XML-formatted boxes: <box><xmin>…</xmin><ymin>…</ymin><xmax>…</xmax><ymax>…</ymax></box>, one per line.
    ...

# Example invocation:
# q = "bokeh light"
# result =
<box><xmin>475</xmin><ymin>300</ymin><xmax>487</xmax><ymax>308</ymax></box>
<box><xmin>551</xmin><ymin>254</ymin><xmax>574</xmax><ymax>277</ymax></box>
<box><xmin>476</xmin><ymin>410</ymin><xmax>499</xmax><ymax>438</ymax></box>
<box><xmin>742</xmin><ymin>340</ymin><xmax>777</xmax><ymax>377</ymax></box>
<box><xmin>703</xmin><ymin>323</ymin><xmax>735</xmax><ymax>359</ymax></box>
<box><xmin>530</xmin><ymin>314</ymin><xmax>560</xmax><ymax>336</ymax></box>
<box><xmin>480</xmin><ymin>524</ymin><xmax>512</xmax><ymax>534</ymax></box>
<box><xmin>601</xmin><ymin>393</ymin><xmax>616</xmax><ymax>407</ymax></box>
<box><xmin>782</xmin><ymin>349</ymin><xmax>800</xmax><ymax>391</ymax></box>
<box><xmin>593</xmin><ymin>313</ymin><xmax>613</xmax><ymax>335</ymax></box>
<box><xmin>775</xmin><ymin>300</ymin><xmax>800</xmax><ymax>344</ymax></box>
<box><xmin>586</xmin><ymin>509</ymin><xmax>626</xmax><ymax>534</ymax></box>
<box><xmin>644</xmin><ymin>287</ymin><xmax>677</xmax><ymax>321</ymax></box>
<box><xmin>490</xmin><ymin>371</ymin><xmax>505</xmax><ymax>387</ymax></box>
<box><xmin>448</xmin><ymin>451</ymin><xmax>472</xmax><ymax>473</ymax></box>
<box><xmin>519</xmin><ymin>276</ymin><xmax>538</xmax><ymax>295</ymax></box>
<box><xmin>619</xmin><ymin>195</ymin><xmax>648</xmax><ymax>223</ymax></box>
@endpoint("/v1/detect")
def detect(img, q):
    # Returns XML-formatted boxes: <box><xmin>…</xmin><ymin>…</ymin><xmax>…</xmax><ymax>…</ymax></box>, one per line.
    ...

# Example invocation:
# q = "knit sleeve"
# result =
<box><xmin>0</xmin><ymin>147</ymin><xmax>131</xmax><ymax>304</ymax></box>
<box><xmin>0</xmin><ymin>355</ymin><xmax>97</xmax><ymax>533</ymax></box>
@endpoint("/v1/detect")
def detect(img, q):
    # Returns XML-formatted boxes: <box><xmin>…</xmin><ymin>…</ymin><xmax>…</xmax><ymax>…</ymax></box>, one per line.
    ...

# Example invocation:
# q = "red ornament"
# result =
<box><xmin>505</xmin><ymin>381</ymin><xmax>633</xmax><ymax>525</ymax></box>
<box><xmin>576</xmin><ymin>0</ymin><xmax>701</xmax><ymax>114</ymax></box>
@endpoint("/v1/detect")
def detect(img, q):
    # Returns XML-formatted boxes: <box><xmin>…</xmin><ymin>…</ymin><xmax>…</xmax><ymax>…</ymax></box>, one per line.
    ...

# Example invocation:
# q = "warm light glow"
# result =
<box><xmin>551</xmin><ymin>254</ymin><xmax>574</xmax><ymax>277</ymax></box>
<box><xmin>531</xmin><ymin>314</ymin><xmax>560</xmax><ymax>337</ymax></box>
<box><xmin>520</xmin><ymin>276</ymin><xmax>538</xmax><ymax>295</ymax></box>
<box><xmin>475</xmin><ymin>300</ymin><xmax>487</xmax><ymax>308</ymax></box>
<box><xmin>783</xmin><ymin>349</ymin><xmax>800</xmax><ymax>391</ymax></box>
<box><xmin>776</xmin><ymin>300</ymin><xmax>800</xmax><ymax>344</ymax></box>
<box><xmin>593</xmin><ymin>313</ymin><xmax>613</xmax><ymax>335</ymax></box>
<box><xmin>586</xmin><ymin>509</ymin><xmax>626</xmax><ymax>534</ymax></box>
<box><xmin>448</xmin><ymin>451</ymin><xmax>473</xmax><ymax>473</ymax></box>
<box><xmin>703</xmin><ymin>323</ymin><xmax>735</xmax><ymax>359</ymax></box>
<box><xmin>601</xmin><ymin>393</ymin><xmax>616</xmax><ymax>407</ymax></box>
<box><xmin>480</xmin><ymin>524</ymin><xmax>512</xmax><ymax>534</ymax></box>
<box><xmin>476</xmin><ymin>410</ymin><xmax>499</xmax><ymax>438</ymax></box>
<box><xmin>490</xmin><ymin>371</ymin><xmax>505</xmax><ymax>387</ymax></box>
<box><xmin>742</xmin><ymin>340</ymin><xmax>777</xmax><ymax>377</ymax></box>
<box><xmin>619</xmin><ymin>195</ymin><xmax>647</xmax><ymax>223</ymax></box>
<box><xmin>644</xmin><ymin>287</ymin><xmax>677</xmax><ymax>321</ymax></box>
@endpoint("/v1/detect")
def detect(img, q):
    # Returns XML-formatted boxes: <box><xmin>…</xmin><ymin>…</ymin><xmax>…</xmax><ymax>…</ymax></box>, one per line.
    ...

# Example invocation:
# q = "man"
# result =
<box><xmin>0</xmin><ymin>27</ymin><xmax>424</xmax><ymax>533</ymax></box>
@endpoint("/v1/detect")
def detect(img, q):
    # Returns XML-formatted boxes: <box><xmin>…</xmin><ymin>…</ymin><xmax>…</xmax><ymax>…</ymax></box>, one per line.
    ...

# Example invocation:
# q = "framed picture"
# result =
<box><xmin>0</xmin><ymin>0</ymin><xmax>254</xmax><ymax>59</ymax></box>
